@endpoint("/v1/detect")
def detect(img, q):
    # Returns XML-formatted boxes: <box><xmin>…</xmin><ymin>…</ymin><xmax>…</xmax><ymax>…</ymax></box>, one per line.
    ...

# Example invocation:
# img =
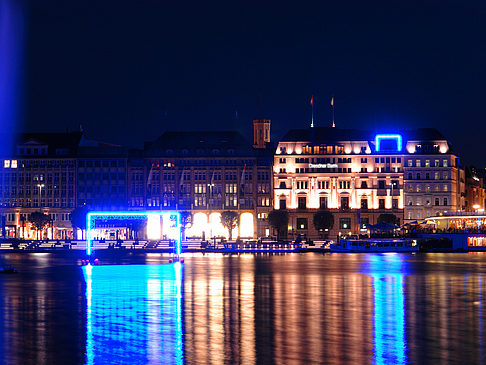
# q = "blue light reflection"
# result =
<box><xmin>361</xmin><ymin>254</ymin><xmax>409</xmax><ymax>365</ymax></box>
<box><xmin>82</xmin><ymin>263</ymin><xmax>184</xmax><ymax>364</ymax></box>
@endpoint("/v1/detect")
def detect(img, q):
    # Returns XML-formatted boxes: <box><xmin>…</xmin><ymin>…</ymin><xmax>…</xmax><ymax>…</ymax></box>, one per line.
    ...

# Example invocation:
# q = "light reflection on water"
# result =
<box><xmin>1</xmin><ymin>252</ymin><xmax>486</xmax><ymax>364</ymax></box>
<box><xmin>82</xmin><ymin>263</ymin><xmax>183</xmax><ymax>365</ymax></box>
<box><xmin>362</xmin><ymin>254</ymin><xmax>407</xmax><ymax>365</ymax></box>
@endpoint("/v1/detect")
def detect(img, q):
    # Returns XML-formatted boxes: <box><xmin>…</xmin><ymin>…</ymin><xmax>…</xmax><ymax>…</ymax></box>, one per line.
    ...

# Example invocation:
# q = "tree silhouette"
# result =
<box><xmin>221</xmin><ymin>211</ymin><xmax>239</xmax><ymax>240</ymax></box>
<box><xmin>377</xmin><ymin>213</ymin><xmax>400</xmax><ymax>226</ymax></box>
<box><xmin>313</xmin><ymin>210</ymin><xmax>334</xmax><ymax>237</ymax></box>
<box><xmin>267</xmin><ymin>210</ymin><xmax>289</xmax><ymax>240</ymax></box>
<box><xmin>28</xmin><ymin>212</ymin><xmax>50</xmax><ymax>240</ymax></box>
<box><xmin>180</xmin><ymin>211</ymin><xmax>192</xmax><ymax>241</ymax></box>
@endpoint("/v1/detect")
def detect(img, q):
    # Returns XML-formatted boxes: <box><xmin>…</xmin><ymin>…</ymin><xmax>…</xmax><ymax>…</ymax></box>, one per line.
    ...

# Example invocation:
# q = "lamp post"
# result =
<box><xmin>37</xmin><ymin>184</ymin><xmax>45</xmax><ymax>207</ymax></box>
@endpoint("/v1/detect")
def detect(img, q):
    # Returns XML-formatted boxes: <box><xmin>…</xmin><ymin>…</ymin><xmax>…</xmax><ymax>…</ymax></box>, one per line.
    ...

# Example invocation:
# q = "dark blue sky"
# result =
<box><xmin>23</xmin><ymin>1</ymin><xmax>486</xmax><ymax>165</ymax></box>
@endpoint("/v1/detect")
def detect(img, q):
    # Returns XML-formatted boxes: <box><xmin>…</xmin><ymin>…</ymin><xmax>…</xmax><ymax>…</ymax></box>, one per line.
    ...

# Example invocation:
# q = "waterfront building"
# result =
<box><xmin>273</xmin><ymin>127</ymin><xmax>465</xmax><ymax>239</ymax></box>
<box><xmin>465</xmin><ymin>166</ymin><xmax>485</xmax><ymax>212</ymax></box>
<box><xmin>0</xmin><ymin>132</ymin><xmax>81</xmax><ymax>239</ymax></box>
<box><xmin>0</xmin><ymin>132</ymin><xmax>129</xmax><ymax>239</ymax></box>
<box><xmin>139</xmin><ymin>120</ymin><xmax>273</xmax><ymax>238</ymax></box>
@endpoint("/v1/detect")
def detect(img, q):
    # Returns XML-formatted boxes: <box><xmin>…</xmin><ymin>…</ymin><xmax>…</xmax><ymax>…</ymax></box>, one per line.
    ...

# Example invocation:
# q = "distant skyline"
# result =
<box><xmin>16</xmin><ymin>1</ymin><xmax>486</xmax><ymax>165</ymax></box>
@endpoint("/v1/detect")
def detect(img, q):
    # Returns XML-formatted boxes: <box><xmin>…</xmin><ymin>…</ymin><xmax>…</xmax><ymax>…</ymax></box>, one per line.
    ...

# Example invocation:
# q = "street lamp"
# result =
<box><xmin>473</xmin><ymin>204</ymin><xmax>480</xmax><ymax>212</ymax></box>
<box><xmin>37</xmin><ymin>184</ymin><xmax>45</xmax><ymax>207</ymax></box>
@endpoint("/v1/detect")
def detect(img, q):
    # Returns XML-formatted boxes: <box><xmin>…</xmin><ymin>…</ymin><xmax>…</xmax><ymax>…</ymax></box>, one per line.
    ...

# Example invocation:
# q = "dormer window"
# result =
<box><xmin>212</xmin><ymin>149</ymin><xmax>220</xmax><ymax>155</ymax></box>
<box><xmin>228</xmin><ymin>149</ymin><xmax>235</xmax><ymax>155</ymax></box>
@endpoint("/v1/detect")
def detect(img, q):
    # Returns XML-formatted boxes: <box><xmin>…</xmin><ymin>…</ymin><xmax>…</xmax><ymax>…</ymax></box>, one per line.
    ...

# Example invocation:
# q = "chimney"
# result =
<box><xmin>253</xmin><ymin>119</ymin><xmax>271</xmax><ymax>148</ymax></box>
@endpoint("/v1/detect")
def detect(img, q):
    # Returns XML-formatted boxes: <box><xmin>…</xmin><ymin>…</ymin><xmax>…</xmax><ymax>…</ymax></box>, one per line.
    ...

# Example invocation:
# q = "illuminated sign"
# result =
<box><xmin>375</xmin><ymin>134</ymin><xmax>402</xmax><ymax>152</ymax></box>
<box><xmin>309</xmin><ymin>163</ymin><xmax>338</xmax><ymax>168</ymax></box>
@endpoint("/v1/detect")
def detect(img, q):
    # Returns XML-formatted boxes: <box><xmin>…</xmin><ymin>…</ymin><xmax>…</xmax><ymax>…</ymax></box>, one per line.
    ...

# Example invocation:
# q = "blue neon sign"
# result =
<box><xmin>375</xmin><ymin>134</ymin><xmax>403</xmax><ymax>152</ymax></box>
<box><xmin>86</xmin><ymin>211</ymin><xmax>181</xmax><ymax>256</ymax></box>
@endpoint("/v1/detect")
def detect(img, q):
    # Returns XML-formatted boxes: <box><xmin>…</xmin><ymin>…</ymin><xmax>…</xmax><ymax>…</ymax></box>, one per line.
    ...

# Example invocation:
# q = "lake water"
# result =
<box><xmin>0</xmin><ymin>252</ymin><xmax>485</xmax><ymax>364</ymax></box>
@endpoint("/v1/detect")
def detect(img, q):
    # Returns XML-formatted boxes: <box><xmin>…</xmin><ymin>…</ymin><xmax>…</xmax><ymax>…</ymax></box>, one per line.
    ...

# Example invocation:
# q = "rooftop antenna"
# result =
<box><xmin>310</xmin><ymin>95</ymin><xmax>314</xmax><ymax>128</ymax></box>
<box><xmin>331</xmin><ymin>96</ymin><xmax>335</xmax><ymax>128</ymax></box>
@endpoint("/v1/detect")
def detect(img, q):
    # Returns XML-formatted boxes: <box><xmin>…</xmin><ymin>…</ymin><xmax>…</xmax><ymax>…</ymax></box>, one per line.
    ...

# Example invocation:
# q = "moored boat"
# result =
<box><xmin>330</xmin><ymin>239</ymin><xmax>418</xmax><ymax>253</ymax></box>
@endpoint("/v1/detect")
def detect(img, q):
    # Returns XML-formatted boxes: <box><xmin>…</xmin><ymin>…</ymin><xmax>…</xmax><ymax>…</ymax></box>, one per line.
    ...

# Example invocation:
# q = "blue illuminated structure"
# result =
<box><xmin>83</xmin><ymin>262</ymin><xmax>184</xmax><ymax>364</ymax></box>
<box><xmin>375</xmin><ymin>134</ymin><xmax>403</xmax><ymax>152</ymax></box>
<box><xmin>361</xmin><ymin>254</ymin><xmax>408</xmax><ymax>365</ymax></box>
<box><xmin>86</xmin><ymin>211</ymin><xmax>181</xmax><ymax>257</ymax></box>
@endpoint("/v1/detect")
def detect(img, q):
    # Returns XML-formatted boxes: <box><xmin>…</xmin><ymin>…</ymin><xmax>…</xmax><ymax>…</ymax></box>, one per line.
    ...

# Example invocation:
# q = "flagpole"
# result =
<box><xmin>331</xmin><ymin>96</ymin><xmax>335</xmax><ymax>128</ymax></box>
<box><xmin>311</xmin><ymin>95</ymin><xmax>314</xmax><ymax>128</ymax></box>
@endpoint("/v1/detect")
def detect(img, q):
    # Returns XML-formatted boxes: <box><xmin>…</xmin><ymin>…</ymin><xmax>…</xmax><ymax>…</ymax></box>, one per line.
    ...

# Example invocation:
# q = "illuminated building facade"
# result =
<box><xmin>274</xmin><ymin>127</ymin><xmax>465</xmax><ymax>238</ymax></box>
<box><xmin>0</xmin><ymin>132</ymin><xmax>129</xmax><ymax>239</ymax></box>
<box><xmin>139</xmin><ymin>125</ymin><xmax>273</xmax><ymax>238</ymax></box>
<box><xmin>465</xmin><ymin>166</ymin><xmax>485</xmax><ymax>212</ymax></box>
<box><xmin>0</xmin><ymin>132</ymin><xmax>81</xmax><ymax>239</ymax></box>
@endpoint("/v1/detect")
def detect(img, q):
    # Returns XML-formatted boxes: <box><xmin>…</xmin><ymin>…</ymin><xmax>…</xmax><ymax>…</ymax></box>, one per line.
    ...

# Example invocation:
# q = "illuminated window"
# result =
<box><xmin>435</xmin><ymin>160</ymin><xmax>439</xmax><ymax>167</ymax></box>
<box><xmin>339</xmin><ymin>218</ymin><xmax>351</xmax><ymax>229</ymax></box>
<box><xmin>11</xmin><ymin>160</ymin><xmax>17</xmax><ymax>168</ymax></box>
<box><xmin>443</xmin><ymin>159</ymin><xmax>448</xmax><ymax>167</ymax></box>
<box><xmin>443</xmin><ymin>184</ymin><xmax>448</xmax><ymax>192</ymax></box>
<box><xmin>416</xmin><ymin>160</ymin><xmax>421</xmax><ymax>167</ymax></box>
<box><xmin>408</xmin><ymin>160</ymin><xmax>413</xmax><ymax>167</ymax></box>
<box><xmin>4</xmin><ymin>160</ymin><xmax>10</xmax><ymax>168</ymax></box>
<box><xmin>296</xmin><ymin>218</ymin><xmax>308</xmax><ymax>230</ymax></box>
<box><xmin>425</xmin><ymin>160</ymin><xmax>430</xmax><ymax>167</ymax></box>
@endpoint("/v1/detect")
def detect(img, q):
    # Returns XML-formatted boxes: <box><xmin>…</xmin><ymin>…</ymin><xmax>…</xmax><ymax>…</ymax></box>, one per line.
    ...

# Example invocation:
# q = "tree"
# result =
<box><xmin>71</xmin><ymin>206</ymin><xmax>90</xmax><ymax>239</ymax></box>
<box><xmin>377</xmin><ymin>213</ymin><xmax>400</xmax><ymax>226</ymax></box>
<box><xmin>19</xmin><ymin>215</ymin><xmax>26</xmax><ymax>238</ymax></box>
<box><xmin>221</xmin><ymin>211</ymin><xmax>240</xmax><ymax>240</ymax></box>
<box><xmin>313</xmin><ymin>210</ymin><xmax>334</xmax><ymax>237</ymax></box>
<box><xmin>267</xmin><ymin>209</ymin><xmax>289</xmax><ymax>240</ymax></box>
<box><xmin>128</xmin><ymin>217</ymin><xmax>147</xmax><ymax>239</ymax></box>
<box><xmin>180</xmin><ymin>211</ymin><xmax>192</xmax><ymax>241</ymax></box>
<box><xmin>28</xmin><ymin>212</ymin><xmax>50</xmax><ymax>240</ymax></box>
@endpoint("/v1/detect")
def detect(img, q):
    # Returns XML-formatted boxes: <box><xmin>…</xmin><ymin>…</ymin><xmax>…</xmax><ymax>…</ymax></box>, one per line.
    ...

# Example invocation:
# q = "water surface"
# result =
<box><xmin>0</xmin><ymin>252</ymin><xmax>485</xmax><ymax>364</ymax></box>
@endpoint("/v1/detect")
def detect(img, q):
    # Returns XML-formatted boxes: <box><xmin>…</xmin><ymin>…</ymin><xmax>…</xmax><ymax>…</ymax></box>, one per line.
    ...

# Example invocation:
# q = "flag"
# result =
<box><xmin>179</xmin><ymin>168</ymin><xmax>185</xmax><ymax>186</ymax></box>
<box><xmin>147</xmin><ymin>162</ymin><xmax>154</xmax><ymax>187</ymax></box>
<box><xmin>310</xmin><ymin>96</ymin><xmax>314</xmax><ymax>106</ymax></box>
<box><xmin>240</xmin><ymin>164</ymin><xmax>246</xmax><ymax>197</ymax></box>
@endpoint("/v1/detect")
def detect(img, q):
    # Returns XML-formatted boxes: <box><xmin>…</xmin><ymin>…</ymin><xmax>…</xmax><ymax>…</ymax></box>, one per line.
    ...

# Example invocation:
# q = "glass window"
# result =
<box><xmin>416</xmin><ymin>160</ymin><xmax>421</xmax><ymax>167</ymax></box>
<box><xmin>339</xmin><ymin>218</ymin><xmax>351</xmax><ymax>230</ymax></box>
<box><xmin>408</xmin><ymin>160</ymin><xmax>413</xmax><ymax>167</ymax></box>
<box><xmin>296</xmin><ymin>218</ymin><xmax>308</xmax><ymax>230</ymax></box>
<box><xmin>298</xmin><ymin>196</ymin><xmax>306</xmax><ymax>209</ymax></box>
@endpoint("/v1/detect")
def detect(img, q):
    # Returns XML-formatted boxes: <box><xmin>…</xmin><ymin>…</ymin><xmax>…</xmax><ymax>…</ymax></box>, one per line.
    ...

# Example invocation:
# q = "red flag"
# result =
<box><xmin>310</xmin><ymin>96</ymin><xmax>314</xmax><ymax>106</ymax></box>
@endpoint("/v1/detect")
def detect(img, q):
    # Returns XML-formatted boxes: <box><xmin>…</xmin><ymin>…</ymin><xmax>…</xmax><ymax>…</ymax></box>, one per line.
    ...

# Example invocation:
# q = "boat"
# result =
<box><xmin>0</xmin><ymin>266</ymin><xmax>18</xmax><ymax>274</ymax></box>
<box><xmin>330</xmin><ymin>238</ymin><xmax>418</xmax><ymax>253</ymax></box>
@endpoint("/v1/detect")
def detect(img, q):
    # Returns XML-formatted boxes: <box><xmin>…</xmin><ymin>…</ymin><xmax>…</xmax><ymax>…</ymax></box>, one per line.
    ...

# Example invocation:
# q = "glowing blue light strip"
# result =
<box><xmin>375</xmin><ymin>134</ymin><xmax>402</xmax><ymax>152</ymax></box>
<box><xmin>86</xmin><ymin>211</ymin><xmax>181</xmax><ymax>256</ymax></box>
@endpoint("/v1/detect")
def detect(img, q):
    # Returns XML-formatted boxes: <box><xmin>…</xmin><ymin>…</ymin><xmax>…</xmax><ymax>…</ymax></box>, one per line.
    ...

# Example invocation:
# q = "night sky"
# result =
<box><xmin>20</xmin><ymin>1</ymin><xmax>486</xmax><ymax>165</ymax></box>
